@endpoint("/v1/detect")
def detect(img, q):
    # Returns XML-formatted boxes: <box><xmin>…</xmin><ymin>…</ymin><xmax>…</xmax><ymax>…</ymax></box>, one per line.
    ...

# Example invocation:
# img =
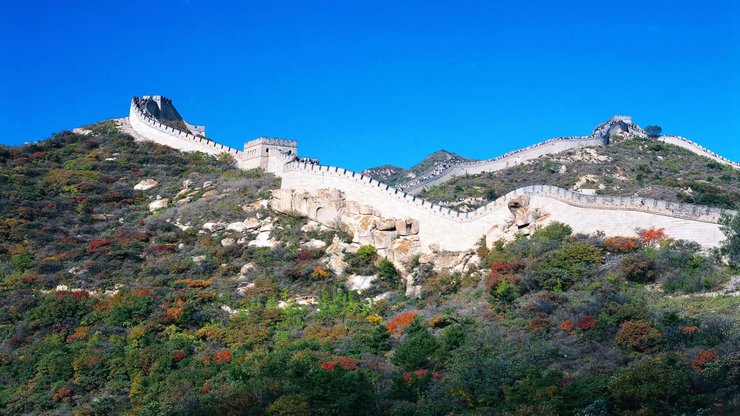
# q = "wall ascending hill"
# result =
<box><xmin>280</xmin><ymin>162</ymin><xmax>731</xmax><ymax>252</ymax></box>
<box><xmin>403</xmin><ymin>136</ymin><xmax>605</xmax><ymax>193</ymax></box>
<box><xmin>126</xmin><ymin>96</ymin><xmax>735</xmax><ymax>253</ymax></box>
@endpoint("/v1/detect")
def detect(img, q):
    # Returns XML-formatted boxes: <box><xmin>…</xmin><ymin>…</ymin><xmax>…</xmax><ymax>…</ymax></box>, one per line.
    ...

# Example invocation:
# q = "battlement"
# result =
<box><xmin>611</xmin><ymin>115</ymin><xmax>632</xmax><ymax>123</ymax></box>
<box><xmin>247</xmin><ymin>137</ymin><xmax>298</xmax><ymax>148</ymax></box>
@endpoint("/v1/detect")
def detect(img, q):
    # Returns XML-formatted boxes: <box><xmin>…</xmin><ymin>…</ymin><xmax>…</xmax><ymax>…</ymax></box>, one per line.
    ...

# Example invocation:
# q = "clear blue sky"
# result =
<box><xmin>1</xmin><ymin>0</ymin><xmax>738</xmax><ymax>171</ymax></box>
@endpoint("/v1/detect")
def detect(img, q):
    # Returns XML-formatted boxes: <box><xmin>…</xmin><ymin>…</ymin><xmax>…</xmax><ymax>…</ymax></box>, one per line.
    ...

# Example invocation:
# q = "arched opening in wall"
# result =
<box><xmin>266</xmin><ymin>148</ymin><xmax>270</xmax><ymax>154</ymax></box>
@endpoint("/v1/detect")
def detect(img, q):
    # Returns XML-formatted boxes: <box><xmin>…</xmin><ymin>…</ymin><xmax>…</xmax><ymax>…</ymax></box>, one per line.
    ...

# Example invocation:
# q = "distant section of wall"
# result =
<box><xmin>128</xmin><ymin>97</ymin><xmax>261</xmax><ymax>170</ymax></box>
<box><xmin>405</xmin><ymin>136</ymin><xmax>604</xmax><ymax>193</ymax></box>
<box><xmin>281</xmin><ymin>161</ymin><xmax>732</xmax><ymax>251</ymax></box>
<box><xmin>659</xmin><ymin>136</ymin><xmax>740</xmax><ymax>169</ymax></box>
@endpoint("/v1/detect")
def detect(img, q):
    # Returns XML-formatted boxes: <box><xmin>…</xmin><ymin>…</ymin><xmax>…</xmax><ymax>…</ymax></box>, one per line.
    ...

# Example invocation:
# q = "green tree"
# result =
<box><xmin>645</xmin><ymin>125</ymin><xmax>663</xmax><ymax>138</ymax></box>
<box><xmin>719</xmin><ymin>211</ymin><xmax>740</xmax><ymax>267</ymax></box>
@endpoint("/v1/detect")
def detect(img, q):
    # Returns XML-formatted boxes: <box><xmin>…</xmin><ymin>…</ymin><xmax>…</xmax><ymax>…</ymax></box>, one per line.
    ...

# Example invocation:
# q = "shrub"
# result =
<box><xmin>213</xmin><ymin>349</ymin><xmax>232</xmax><ymax>364</ymax></box>
<box><xmin>619</xmin><ymin>253</ymin><xmax>658</xmax><ymax>283</ymax></box>
<box><xmin>386</xmin><ymin>311</ymin><xmax>418</xmax><ymax>334</ymax></box>
<box><xmin>87</xmin><ymin>239</ymin><xmax>112</xmax><ymax>252</ymax></box>
<box><xmin>310</xmin><ymin>266</ymin><xmax>331</xmax><ymax>280</ymax></box>
<box><xmin>719</xmin><ymin>211</ymin><xmax>740</xmax><ymax>266</ymax></box>
<box><xmin>603</xmin><ymin>236</ymin><xmax>639</xmax><ymax>253</ymax></box>
<box><xmin>378</xmin><ymin>258</ymin><xmax>398</xmax><ymax>279</ymax></box>
<box><xmin>615</xmin><ymin>319</ymin><xmax>662</xmax><ymax>352</ymax></box>
<box><xmin>531</xmin><ymin>222</ymin><xmax>572</xmax><ymax>242</ymax></box>
<box><xmin>692</xmin><ymin>348</ymin><xmax>718</xmax><ymax>373</ymax></box>
<box><xmin>637</xmin><ymin>227</ymin><xmax>667</xmax><ymax>245</ymax></box>
<box><xmin>344</xmin><ymin>245</ymin><xmax>378</xmax><ymax>275</ymax></box>
<box><xmin>576</xmin><ymin>315</ymin><xmax>596</xmax><ymax>331</ymax></box>
<box><xmin>528</xmin><ymin>241</ymin><xmax>602</xmax><ymax>291</ymax></box>
<box><xmin>608</xmin><ymin>353</ymin><xmax>696</xmax><ymax>414</ymax></box>
<box><xmin>391</xmin><ymin>322</ymin><xmax>439</xmax><ymax>371</ymax></box>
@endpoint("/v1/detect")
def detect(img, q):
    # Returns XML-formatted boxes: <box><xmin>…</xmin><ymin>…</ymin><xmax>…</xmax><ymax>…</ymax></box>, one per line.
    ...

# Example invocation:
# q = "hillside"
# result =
<box><xmin>419</xmin><ymin>137</ymin><xmax>740</xmax><ymax>212</ymax></box>
<box><xmin>363</xmin><ymin>150</ymin><xmax>472</xmax><ymax>187</ymax></box>
<box><xmin>0</xmin><ymin>123</ymin><xmax>739</xmax><ymax>415</ymax></box>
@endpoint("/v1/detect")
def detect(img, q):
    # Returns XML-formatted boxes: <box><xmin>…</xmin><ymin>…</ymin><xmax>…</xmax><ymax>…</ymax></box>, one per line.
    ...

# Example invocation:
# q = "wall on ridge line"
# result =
<box><xmin>280</xmin><ymin>165</ymin><xmax>726</xmax><ymax>252</ymax></box>
<box><xmin>128</xmin><ymin>100</ymin><xmax>260</xmax><ymax>170</ymax></box>
<box><xmin>407</xmin><ymin>137</ymin><xmax>604</xmax><ymax>193</ymax></box>
<box><xmin>659</xmin><ymin>136</ymin><xmax>740</xmax><ymax>169</ymax></box>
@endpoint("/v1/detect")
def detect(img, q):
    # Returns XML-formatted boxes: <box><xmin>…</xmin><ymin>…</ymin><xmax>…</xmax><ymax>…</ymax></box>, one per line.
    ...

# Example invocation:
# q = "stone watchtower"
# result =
<box><xmin>243</xmin><ymin>137</ymin><xmax>298</xmax><ymax>171</ymax></box>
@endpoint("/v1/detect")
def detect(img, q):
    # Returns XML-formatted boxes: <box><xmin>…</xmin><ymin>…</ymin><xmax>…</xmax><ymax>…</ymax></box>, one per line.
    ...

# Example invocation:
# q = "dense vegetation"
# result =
<box><xmin>0</xmin><ymin>124</ymin><xmax>738</xmax><ymax>415</ymax></box>
<box><xmin>418</xmin><ymin>137</ymin><xmax>740</xmax><ymax>211</ymax></box>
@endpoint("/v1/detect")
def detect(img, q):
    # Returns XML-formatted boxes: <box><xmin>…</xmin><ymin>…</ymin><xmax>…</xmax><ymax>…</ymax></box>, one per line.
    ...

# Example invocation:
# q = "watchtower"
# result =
<box><xmin>243</xmin><ymin>137</ymin><xmax>298</xmax><ymax>170</ymax></box>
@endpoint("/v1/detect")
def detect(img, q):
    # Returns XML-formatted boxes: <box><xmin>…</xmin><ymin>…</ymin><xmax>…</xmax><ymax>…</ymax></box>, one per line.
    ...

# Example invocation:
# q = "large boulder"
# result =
<box><xmin>148</xmin><ymin>198</ymin><xmax>169</xmax><ymax>212</ymax></box>
<box><xmin>134</xmin><ymin>179</ymin><xmax>158</xmax><ymax>191</ymax></box>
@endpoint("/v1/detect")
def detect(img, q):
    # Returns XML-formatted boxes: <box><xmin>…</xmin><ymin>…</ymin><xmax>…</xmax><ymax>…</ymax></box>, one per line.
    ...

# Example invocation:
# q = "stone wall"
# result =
<box><xmin>659</xmin><ymin>135</ymin><xmax>740</xmax><ymax>169</ymax></box>
<box><xmin>280</xmin><ymin>161</ymin><xmax>732</xmax><ymax>251</ymax></box>
<box><xmin>129</xmin><ymin>97</ymin><xmax>261</xmax><ymax>170</ymax></box>
<box><xmin>405</xmin><ymin>136</ymin><xmax>604</xmax><ymax>193</ymax></box>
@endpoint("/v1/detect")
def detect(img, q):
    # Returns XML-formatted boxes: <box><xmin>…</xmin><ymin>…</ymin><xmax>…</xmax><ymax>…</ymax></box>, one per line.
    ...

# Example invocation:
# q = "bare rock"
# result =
<box><xmin>202</xmin><ymin>222</ymin><xmax>226</xmax><ymax>232</ymax></box>
<box><xmin>303</xmin><ymin>239</ymin><xmax>327</xmax><ymax>250</ymax></box>
<box><xmin>134</xmin><ymin>179</ymin><xmax>158</xmax><ymax>191</ymax></box>
<box><xmin>221</xmin><ymin>237</ymin><xmax>236</xmax><ymax>247</ymax></box>
<box><xmin>248</xmin><ymin>231</ymin><xmax>276</xmax><ymax>248</ymax></box>
<box><xmin>148</xmin><ymin>198</ymin><xmax>169</xmax><ymax>212</ymax></box>
<box><xmin>227</xmin><ymin>222</ymin><xmax>250</xmax><ymax>233</ymax></box>
<box><xmin>347</xmin><ymin>275</ymin><xmax>376</xmax><ymax>293</ymax></box>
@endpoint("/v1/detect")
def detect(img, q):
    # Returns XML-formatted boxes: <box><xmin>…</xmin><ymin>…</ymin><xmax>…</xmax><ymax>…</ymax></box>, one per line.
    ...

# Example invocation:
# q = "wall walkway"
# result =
<box><xmin>281</xmin><ymin>161</ymin><xmax>733</xmax><ymax>251</ymax></box>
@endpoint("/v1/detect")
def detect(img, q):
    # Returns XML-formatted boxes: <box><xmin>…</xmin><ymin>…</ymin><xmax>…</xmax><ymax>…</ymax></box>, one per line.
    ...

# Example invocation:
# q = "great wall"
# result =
<box><xmin>124</xmin><ymin>95</ymin><xmax>737</xmax><ymax>253</ymax></box>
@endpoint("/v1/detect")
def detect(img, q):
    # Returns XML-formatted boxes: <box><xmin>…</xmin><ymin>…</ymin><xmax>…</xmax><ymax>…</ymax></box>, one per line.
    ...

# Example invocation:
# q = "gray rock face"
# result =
<box><xmin>271</xmin><ymin>188</ymin><xmax>421</xmax><ymax>269</ymax></box>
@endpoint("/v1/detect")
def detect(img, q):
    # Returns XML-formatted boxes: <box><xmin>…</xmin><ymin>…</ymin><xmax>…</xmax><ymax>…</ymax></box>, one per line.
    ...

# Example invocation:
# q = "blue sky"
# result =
<box><xmin>1</xmin><ymin>0</ymin><xmax>738</xmax><ymax>171</ymax></box>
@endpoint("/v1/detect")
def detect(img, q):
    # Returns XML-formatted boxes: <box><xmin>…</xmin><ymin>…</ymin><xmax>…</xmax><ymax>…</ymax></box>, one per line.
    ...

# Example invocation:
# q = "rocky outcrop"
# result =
<box><xmin>148</xmin><ymin>198</ymin><xmax>169</xmax><ymax>212</ymax></box>
<box><xmin>134</xmin><ymin>179</ymin><xmax>158</xmax><ymax>191</ymax></box>
<box><xmin>272</xmin><ymin>189</ymin><xmax>422</xmax><ymax>268</ymax></box>
<box><xmin>482</xmin><ymin>194</ymin><xmax>551</xmax><ymax>245</ymax></box>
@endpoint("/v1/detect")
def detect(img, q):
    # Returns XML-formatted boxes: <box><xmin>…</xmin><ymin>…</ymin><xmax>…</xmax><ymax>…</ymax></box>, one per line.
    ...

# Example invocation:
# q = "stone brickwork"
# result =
<box><xmin>126</xmin><ymin>96</ymin><xmax>737</xmax><ymax>253</ymax></box>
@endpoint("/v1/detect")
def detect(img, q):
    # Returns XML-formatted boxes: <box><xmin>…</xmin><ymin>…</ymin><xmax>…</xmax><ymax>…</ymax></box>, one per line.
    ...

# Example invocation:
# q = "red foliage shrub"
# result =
<box><xmin>321</xmin><ymin>361</ymin><xmax>337</xmax><ymax>372</ymax></box>
<box><xmin>147</xmin><ymin>244</ymin><xmax>177</xmax><ymax>255</ymax></box>
<box><xmin>87</xmin><ymin>239</ymin><xmax>112</xmax><ymax>252</ymax></box>
<box><xmin>133</xmin><ymin>288</ymin><xmax>152</xmax><ymax>297</ymax></box>
<box><xmin>337</xmin><ymin>357</ymin><xmax>359</xmax><ymax>370</ymax></box>
<box><xmin>21</xmin><ymin>273</ymin><xmax>37</xmax><ymax>284</ymax></box>
<box><xmin>529</xmin><ymin>316</ymin><xmax>550</xmax><ymax>332</ymax></box>
<box><xmin>637</xmin><ymin>227</ymin><xmax>667</xmax><ymax>244</ymax></box>
<box><xmin>692</xmin><ymin>349</ymin><xmax>718</xmax><ymax>373</ymax></box>
<box><xmin>603</xmin><ymin>236</ymin><xmax>639</xmax><ymax>253</ymax></box>
<box><xmin>386</xmin><ymin>311</ymin><xmax>418</xmax><ymax>334</ymax></box>
<box><xmin>213</xmin><ymin>349</ymin><xmax>232</xmax><ymax>364</ymax></box>
<box><xmin>296</xmin><ymin>248</ymin><xmax>315</xmax><ymax>262</ymax></box>
<box><xmin>576</xmin><ymin>315</ymin><xmax>596</xmax><ymax>330</ymax></box>
<box><xmin>560</xmin><ymin>320</ymin><xmax>573</xmax><ymax>333</ymax></box>
<box><xmin>679</xmin><ymin>325</ymin><xmax>699</xmax><ymax>334</ymax></box>
<box><xmin>615</xmin><ymin>319</ymin><xmax>662</xmax><ymax>352</ymax></box>
<box><xmin>486</xmin><ymin>260</ymin><xmax>526</xmax><ymax>289</ymax></box>
<box><xmin>172</xmin><ymin>350</ymin><xmax>186</xmax><ymax>363</ymax></box>
<box><xmin>52</xmin><ymin>386</ymin><xmax>72</xmax><ymax>403</ymax></box>
<box><xmin>54</xmin><ymin>290</ymin><xmax>90</xmax><ymax>301</ymax></box>
<box><xmin>31</xmin><ymin>151</ymin><xmax>46</xmax><ymax>159</ymax></box>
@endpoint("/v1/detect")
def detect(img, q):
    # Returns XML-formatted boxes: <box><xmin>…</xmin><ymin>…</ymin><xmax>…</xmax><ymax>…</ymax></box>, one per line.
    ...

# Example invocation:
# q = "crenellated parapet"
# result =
<box><xmin>283</xmin><ymin>161</ymin><xmax>733</xmax><ymax>224</ymax></box>
<box><xmin>402</xmin><ymin>136</ymin><xmax>604</xmax><ymax>193</ymax></box>
<box><xmin>128</xmin><ymin>97</ymin><xmax>299</xmax><ymax>172</ymax></box>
